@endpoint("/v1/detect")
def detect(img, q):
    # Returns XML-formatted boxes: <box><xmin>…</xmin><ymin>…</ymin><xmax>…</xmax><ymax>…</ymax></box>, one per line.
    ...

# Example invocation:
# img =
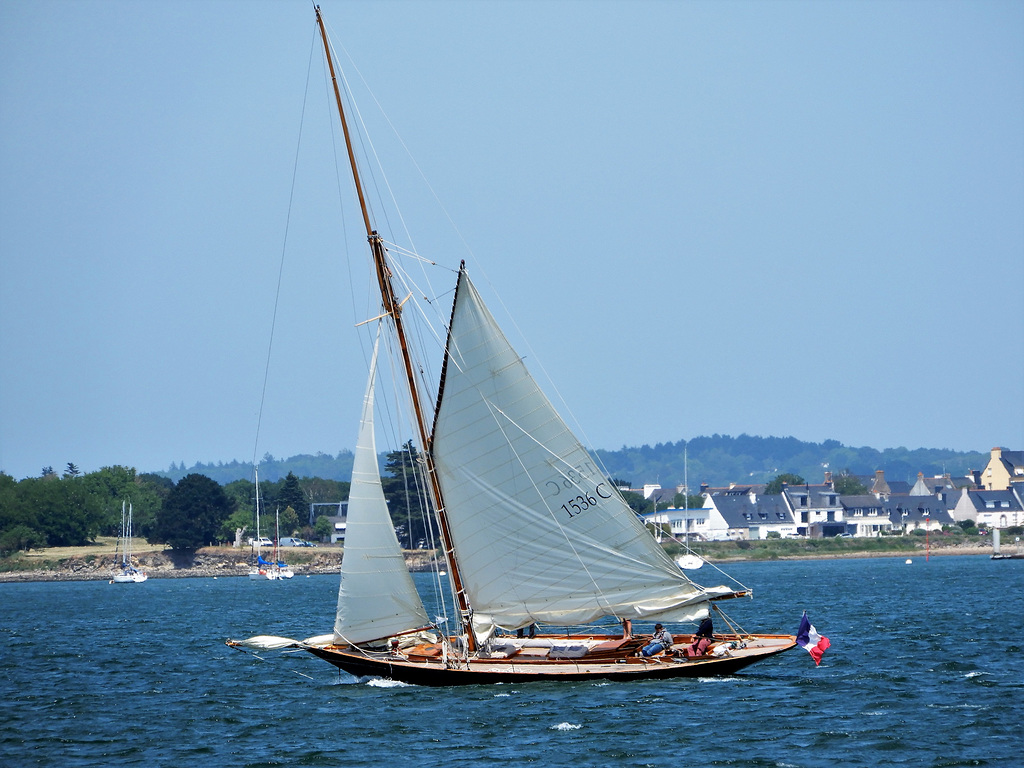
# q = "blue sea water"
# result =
<box><xmin>2</xmin><ymin>555</ymin><xmax>1021</xmax><ymax>767</ymax></box>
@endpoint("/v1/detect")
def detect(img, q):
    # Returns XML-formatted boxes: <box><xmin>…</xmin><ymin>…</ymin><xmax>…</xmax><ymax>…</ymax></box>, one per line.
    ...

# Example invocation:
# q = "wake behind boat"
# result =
<box><xmin>228</xmin><ymin>7</ymin><xmax>795</xmax><ymax>684</ymax></box>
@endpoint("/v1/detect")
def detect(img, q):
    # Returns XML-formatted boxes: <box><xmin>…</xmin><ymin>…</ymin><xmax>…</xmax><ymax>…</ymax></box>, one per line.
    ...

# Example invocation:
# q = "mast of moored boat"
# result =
<box><xmin>313</xmin><ymin>7</ymin><xmax>475</xmax><ymax>649</ymax></box>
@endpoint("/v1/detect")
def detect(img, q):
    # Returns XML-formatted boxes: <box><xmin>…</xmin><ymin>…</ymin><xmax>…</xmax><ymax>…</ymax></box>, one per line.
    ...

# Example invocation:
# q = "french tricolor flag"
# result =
<box><xmin>797</xmin><ymin>611</ymin><xmax>830</xmax><ymax>666</ymax></box>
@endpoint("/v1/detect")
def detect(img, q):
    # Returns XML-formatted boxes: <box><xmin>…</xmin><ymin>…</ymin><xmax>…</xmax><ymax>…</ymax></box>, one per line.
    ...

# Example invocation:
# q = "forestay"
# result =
<box><xmin>334</xmin><ymin>333</ymin><xmax>430</xmax><ymax>645</ymax></box>
<box><xmin>431</xmin><ymin>271</ymin><xmax>732</xmax><ymax>635</ymax></box>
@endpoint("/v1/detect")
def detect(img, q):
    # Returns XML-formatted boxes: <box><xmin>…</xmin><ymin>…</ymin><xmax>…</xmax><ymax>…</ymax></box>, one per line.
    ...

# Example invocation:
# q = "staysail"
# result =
<box><xmin>431</xmin><ymin>270</ymin><xmax>731</xmax><ymax>634</ymax></box>
<box><xmin>334</xmin><ymin>332</ymin><xmax>430</xmax><ymax>645</ymax></box>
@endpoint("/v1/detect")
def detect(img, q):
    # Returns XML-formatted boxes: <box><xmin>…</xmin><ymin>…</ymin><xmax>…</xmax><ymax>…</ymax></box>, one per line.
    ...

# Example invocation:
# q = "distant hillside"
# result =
<box><xmin>155</xmin><ymin>436</ymin><xmax>988</xmax><ymax>489</ymax></box>
<box><xmin>158</xmin><ymin>452</ymin><xmax>355</xmax><ymax>484</ymax></box>
<box><xmin>594</xmin><ymin>435</ymin><xmax>988</xmax><ymax>489</ymax></box>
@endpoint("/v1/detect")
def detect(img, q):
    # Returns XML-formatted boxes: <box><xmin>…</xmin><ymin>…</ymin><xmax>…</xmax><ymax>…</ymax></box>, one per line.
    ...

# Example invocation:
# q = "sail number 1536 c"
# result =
<box><xmin>560</xmin><ymin>483</ymin><xmax>612</xmax><ymax>519</ymax></box>
<box><xmin>545</xmin><ymin>462</ymin><xmax>612</xmax><ymax>520</ymax></box>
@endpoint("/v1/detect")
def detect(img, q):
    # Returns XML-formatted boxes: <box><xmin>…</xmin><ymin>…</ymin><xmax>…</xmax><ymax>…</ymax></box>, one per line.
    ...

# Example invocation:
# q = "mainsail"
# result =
<box><xmin>431</xmin><ymin>270</ymin><xmax>730</xmax><ymax>634</ymax></box>
<box><xmin>334</xmin><ymin>333</ymin><xmax>429</xmax><ymax>645</ymax></box>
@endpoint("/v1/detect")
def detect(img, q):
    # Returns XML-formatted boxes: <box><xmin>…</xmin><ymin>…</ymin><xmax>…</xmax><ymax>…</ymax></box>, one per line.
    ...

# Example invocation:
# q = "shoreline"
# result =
<box><xmin>0</xmin><ymin>543</ymin><xmax>997</xmax><ymax>584</ymax></box>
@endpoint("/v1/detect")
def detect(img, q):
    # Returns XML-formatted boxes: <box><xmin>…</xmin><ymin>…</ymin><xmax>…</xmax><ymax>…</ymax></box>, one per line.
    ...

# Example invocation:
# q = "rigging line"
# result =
<box><xmin>379</xmin><ymin>239</ymin><xmax>442</xmax><ymax>268</ymax></box>
<box><xmin>231</xmin><ymin>646</ymin><xmax>317</xmax><ymax>681</ymax></box>
<box><xmin>480</xmin><ymin>396</ymin><xmax>697</xmax><ymax>615</ymax></box>
<box><xmin>318</xmin><ymin>20</ymin><xmax>458</xmax><ymax>410</ymax></box>
<box><xmin>252</xmin><ymin>30</ymin><xmax>320</xmax><ymax>470</ymax></box>
<box><xmin>407</xmin><ymin>439</ymin><xmax>450</xmax><ymax>620</ymax></box>
<box><xmin>452</xmin><ymin>278</ymin><xmax>611</xmax><ymax>496</ymax></box>
<box><xmin>320</xmin><ymin>14</ymin><xmax>467</xmax><ymax>320</ymax></box>
<box><xmin>651</xmin><ymin>525</ymin><xmax>750</xmax><ymax>594</ymax></box>
<box><xmin>318</xmin><ymin>21</ymin><xmax>395</xmax><ymax>248</ymax></box>
<box><xmin>314</xmin><ymin>27</ymin><xmax>376</xmax><ymax>381</ymax></box>
<box><xmin>377</xmin><ymin>328</ymin><xmax>449</xmax><ymax>616</ymax></box>
<box><xmin>477</xmin><ymin>398</ymin><xmax>621</xmax><ymax>615</ymax></box>
<box><xmin>321</xmin><ymin>21</ymin><xmax>445</xmax><ymax>292</ymax></box>
<box><xmin>316</xmin><ymin>17</ymin><xmax>396</xmax><ymax>390</ymax></box>
<box><xmin>375</xmin><ymin>329</ymin><xmax>458</xmax><ymax>634</ymax></box>
<box><xmin>314</xmin><ymin>23</ymin><xmax>363</xmax><ymax>368</ymax></box>
<box><xmin>386</xmin><ymin>257</ymin><xmax>454</xmax><ymax>395</ymax></box>
<box><xmin>710</xmin><ymin>602</ymin><xmax>750</xmax><ymax>639</ymax></box>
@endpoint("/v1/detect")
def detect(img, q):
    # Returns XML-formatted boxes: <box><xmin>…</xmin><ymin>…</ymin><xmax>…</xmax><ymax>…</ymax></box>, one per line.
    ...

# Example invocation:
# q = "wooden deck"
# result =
<box><xmin>305</xmin><ymin>632</ymin><xmax>797</xmax><ymax>686</ymax></box>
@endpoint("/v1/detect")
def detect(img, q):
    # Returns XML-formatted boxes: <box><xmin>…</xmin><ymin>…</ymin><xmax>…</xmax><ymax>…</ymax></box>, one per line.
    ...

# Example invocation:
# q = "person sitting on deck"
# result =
<box><xmin>684</xmin><ymin>615</ymin><xmax>714</xmax><ymax>657</ymax></box>
<box><xmin>640</xmin><ymin>624</ymin><xmax>674</xmax><ymax>657</ymax></box>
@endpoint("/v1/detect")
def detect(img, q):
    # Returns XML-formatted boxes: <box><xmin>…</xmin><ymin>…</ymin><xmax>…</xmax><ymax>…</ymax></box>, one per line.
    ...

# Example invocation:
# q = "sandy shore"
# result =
<box><xmin>0</xmin><ymin>542</ymin><xmax>995</xmax><ymax>583</ymax></box>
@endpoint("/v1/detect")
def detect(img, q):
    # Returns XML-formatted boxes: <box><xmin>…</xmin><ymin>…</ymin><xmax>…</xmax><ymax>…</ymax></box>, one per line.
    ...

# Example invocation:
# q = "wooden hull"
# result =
<box><xmin>305</xmin><ymin>633</ymin><xmax>797</xmax><ymax>686</ymax></box>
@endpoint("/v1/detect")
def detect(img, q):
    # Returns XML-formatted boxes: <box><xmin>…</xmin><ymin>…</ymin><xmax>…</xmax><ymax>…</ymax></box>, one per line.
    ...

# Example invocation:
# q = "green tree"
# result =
<box><xmin>764</xmin><ymin>473</ymin><xmax>806</xmax><ymax>494</ymax></box>
<box><xmin>314</xmin><ymin>514</ymin><xmax>334</xmax><ymax>542</ymax></box>
<box><xmin>154</xmin><ymin>474</ymin><xmax>234</xmax><ymax>551</ymax></box>
<box><xmin>277</xmin><ymin>506</ymin><xmax>300</xmax><ymax>538</ymax></box>
<box><xmin>15</xmin><ymin>475</ymin><xmax>104</xmax><ymax>546</ymax></box>
<box><xmin>277</xmin><ymin>472</ymin><xmax>306</xmax><ymax>524</ymax></box>
<box><xmin>672</xmin><ymin>492</ymin><xmax>706</xmax><ymax>509</ymax></box>
<box><xmin>833</xmin><ymin>470</ymin><xmax>868</xmax><ymax>496</ymax></box>
<box><xmin>83</xmin><ymin>465</ymin><xmax>163</xmax><ymax>539</ymax></box>
<box><xmin>218</xmin><ymin>506</ymin><xmax>254</xmax><ymax>544</ymax></box>
<box><xmin>381</xmin><ymin>442</ymin><xmax>434</xmax><ymax>548</ymax></box>
<box><xmin>619</xmin><ymin>489</ymin><xmax>653</xmax><ymax>517</ymax></box>
<box><xmin>222</xmin><ymin>478</ymin><xmax>256</xmax><ymax>528</ymax></box>
<box><xmin>302</xmin><ymin>477</ymin><xmax>350</xmax><ymax>506</ymax></box>
<box><xmin>64</xmin><ymin>463</ymin><xmax>81</xmax><ymax>478</ymax></box>
<box><xmin>0</xmin><ymin>524</ymin><xmax>47</xmax><ymax>554</ymax></box>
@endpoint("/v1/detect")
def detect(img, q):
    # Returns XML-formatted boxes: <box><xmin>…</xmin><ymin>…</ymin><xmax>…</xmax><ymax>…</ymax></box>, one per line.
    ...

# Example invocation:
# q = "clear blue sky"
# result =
<box><xmin>1</xmin><ymin>0</ymin><xmax>1022</xmax><ymax>481</ymax></box>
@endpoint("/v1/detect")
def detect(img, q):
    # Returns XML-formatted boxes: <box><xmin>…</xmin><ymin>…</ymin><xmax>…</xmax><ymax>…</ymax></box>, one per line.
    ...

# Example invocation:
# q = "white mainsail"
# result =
<box><xmin>432</xmin><ymin>271</ymin><xmax>730</xmax><ymax>633</ymax></box>
<box><xmin>334</xmin><ymin>333</ymin><xmax>430</xmax><ymax>645</ymax></box>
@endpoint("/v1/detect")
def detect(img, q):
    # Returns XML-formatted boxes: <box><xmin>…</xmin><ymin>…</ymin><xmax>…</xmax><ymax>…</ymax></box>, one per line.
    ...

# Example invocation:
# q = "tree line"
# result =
<box><xmin>0</xmin><ymin>462</ymin><xmax>350</xmax><ymax>555</ymax></box>
<box><xmin>1</xmin><ymin>446</ymin><xmax>675</xmax><ymax>556</ymax></box>
<box><xmin>156</xmin><ymin>435</ymin><xmax>989</xmax><ymax>490</ymax></box>
<box><xmin>1</xmin><ymin>431</ymin><xmax>982</xmax><ymax>556</ymax></box>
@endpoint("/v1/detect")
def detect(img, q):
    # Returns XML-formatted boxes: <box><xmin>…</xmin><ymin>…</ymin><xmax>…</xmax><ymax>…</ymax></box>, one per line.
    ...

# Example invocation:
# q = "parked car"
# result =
<box><xmin>279</xmin><ymin>537</ymin><xmax>316</xmax><ymax>547</ymax></box>
<box><xmin>248</xmin><ymin>536</ymin><xmax>274</xmax><ymax>548</ymax></box>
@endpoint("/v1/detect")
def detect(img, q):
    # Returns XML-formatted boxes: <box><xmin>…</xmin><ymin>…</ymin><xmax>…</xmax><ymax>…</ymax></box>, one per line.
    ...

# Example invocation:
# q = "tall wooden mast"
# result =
<box><xmin>314</xmin><ymin>7</ymin><xmax>475</xmax><ymax>649</ymax></box>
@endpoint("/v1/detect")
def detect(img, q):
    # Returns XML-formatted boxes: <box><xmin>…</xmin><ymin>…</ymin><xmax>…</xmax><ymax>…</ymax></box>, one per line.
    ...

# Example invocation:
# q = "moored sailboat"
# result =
<box><xmin>111</xmin><ymin>500</ymin><xmax>147</xmax><ymax>584</ymax></box>
<box><xmin>248</xmin><ymin>471</ymin><xmax>294</xmax><ymax>581</ymax></box>
<box><xmin>228</xmin><ymin>6</ymin><xmax>795</xmax><ymax>684</ymax></box>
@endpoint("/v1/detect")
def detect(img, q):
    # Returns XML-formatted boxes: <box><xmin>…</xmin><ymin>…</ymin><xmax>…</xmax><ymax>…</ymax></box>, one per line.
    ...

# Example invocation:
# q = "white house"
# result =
<box><xmin>952</xmin><ymin>488</ymin><xmax>1024</xmax><ymax>529</ymax></box>
<box><xmin>701</xmin><ymin>490</ymin><xmax>798</xmax><ymax>540</ymax></box>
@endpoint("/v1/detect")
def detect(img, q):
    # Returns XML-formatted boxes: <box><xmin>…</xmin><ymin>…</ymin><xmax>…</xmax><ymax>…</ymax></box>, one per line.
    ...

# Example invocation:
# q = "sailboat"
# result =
<box><xmin>228</xmin><ymin>7</ymin><xmax>795</xmax><ymax>684</ymax></box>
<box><xmin>111</xmin><ymin>501</ymin><xmax>147</xmax><ymax>584</ymax></box>
<box><xmin>248</xmin><ymin>471</ymin><xmax>294</xmax><ymax>580</ymax></box>
<box><xmin>271</xmin><ymin>509</ymin><xmax>295</xmax><ymax>579</ymax></box>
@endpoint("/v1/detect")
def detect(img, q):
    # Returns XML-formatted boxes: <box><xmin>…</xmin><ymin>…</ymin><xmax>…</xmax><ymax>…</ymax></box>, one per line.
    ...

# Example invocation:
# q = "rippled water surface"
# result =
<box><xmin>2</xmin><ymin>555</ymin><xmax>1021</xmax><ymax>767</ymax></box>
